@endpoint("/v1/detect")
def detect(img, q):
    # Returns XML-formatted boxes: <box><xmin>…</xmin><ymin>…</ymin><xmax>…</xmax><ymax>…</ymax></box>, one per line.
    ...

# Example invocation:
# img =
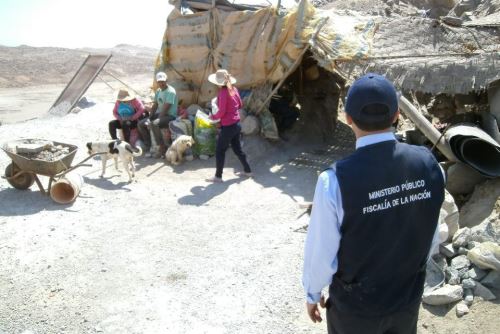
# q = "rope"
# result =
<box><xmin>430</xmin><ymin>123</ymin><xmax>452</xmax><ymax>154</ymax></box>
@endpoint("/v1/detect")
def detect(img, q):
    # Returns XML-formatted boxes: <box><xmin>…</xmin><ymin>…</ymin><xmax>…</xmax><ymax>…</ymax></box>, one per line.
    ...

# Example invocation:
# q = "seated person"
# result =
<box><xmin>269</xmin><ymin>83</ymin><xmax>299</xmax><ymax>136</ymax></box>
<box><xmin>109</xmin><ymin>88</ymin><xmax>145</xmax><ymax>145</ymax></box>
<box><xmin>138</xmin><ymin>71</ymin><xmax>178</xmax><ymax>158</ymax></box>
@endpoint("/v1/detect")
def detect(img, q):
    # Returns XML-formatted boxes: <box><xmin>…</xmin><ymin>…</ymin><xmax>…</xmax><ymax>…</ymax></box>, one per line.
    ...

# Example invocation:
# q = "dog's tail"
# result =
<box><xmin>125</xmin><ymin>143</ymin><xmax>143</xmax><ymax>157</ymax></box>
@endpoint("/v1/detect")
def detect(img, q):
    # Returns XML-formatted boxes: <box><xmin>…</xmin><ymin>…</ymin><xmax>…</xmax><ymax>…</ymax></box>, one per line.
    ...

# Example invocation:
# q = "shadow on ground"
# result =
<box><xmin>178</xmin><ymin>122</ymin><xmax>356</xmax><ymax>206</ymax></box>
<box><xmin>0</xmin><ymin>187</ymin><xmax>77</xmax><ymax>216</ymax></box>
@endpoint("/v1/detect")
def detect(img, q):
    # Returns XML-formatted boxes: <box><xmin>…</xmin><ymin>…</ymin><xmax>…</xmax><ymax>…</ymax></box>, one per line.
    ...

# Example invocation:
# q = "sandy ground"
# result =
<box><xmin>0</xmin><ymin>70</ymin><xmax>499</xmax><ymax>333</ymax></box>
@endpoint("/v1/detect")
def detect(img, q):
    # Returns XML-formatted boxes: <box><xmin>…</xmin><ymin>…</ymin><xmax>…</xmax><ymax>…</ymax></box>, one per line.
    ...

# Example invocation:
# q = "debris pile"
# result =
<box><xmin>423</xmin><ymin>195</ymin><xmax>499</xmax><ymax>317</ymax></box>
<box><xmin>6</xmin><ymin>139</ymin><xmax>71</xmax><ymax>161</ymax></box>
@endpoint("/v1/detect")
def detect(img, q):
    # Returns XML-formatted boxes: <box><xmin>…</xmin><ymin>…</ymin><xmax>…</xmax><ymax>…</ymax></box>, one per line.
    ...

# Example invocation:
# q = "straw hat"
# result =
<box><xmin>116</xmin><ymin>88</ymin><xmax>135</xmax><ymax>102</ymax></box>
<box><xmin>208</xmin><ymin>69</ymin><xmax>236</xmax><ymax>86</ymax></box>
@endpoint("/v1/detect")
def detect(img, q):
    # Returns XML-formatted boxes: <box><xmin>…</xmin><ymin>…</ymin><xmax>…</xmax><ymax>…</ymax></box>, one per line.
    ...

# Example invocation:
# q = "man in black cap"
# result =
<box><xmin>302</xmin><ymin>73</ymin><xmax>445</xmax><ymax>333</ymax></box>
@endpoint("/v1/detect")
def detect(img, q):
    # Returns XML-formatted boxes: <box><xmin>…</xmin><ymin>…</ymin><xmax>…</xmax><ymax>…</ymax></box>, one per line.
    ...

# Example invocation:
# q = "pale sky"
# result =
<box><xmin>0</xmin><ymin>0</ymin><xmax>295</xmax><ymax>49</ymax></box>
<box><xmin>0</xmin><ymin>0</ymin><xmax>173</xmax><ymax>49</ymax></box>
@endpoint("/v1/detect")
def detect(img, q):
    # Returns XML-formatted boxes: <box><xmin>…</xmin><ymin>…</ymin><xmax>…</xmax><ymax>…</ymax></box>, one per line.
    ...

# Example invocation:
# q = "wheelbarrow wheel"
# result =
<box><xmin>5</xmin><ymin>163</ymin><xmax>35</xmax><ymax>190</ymax></box>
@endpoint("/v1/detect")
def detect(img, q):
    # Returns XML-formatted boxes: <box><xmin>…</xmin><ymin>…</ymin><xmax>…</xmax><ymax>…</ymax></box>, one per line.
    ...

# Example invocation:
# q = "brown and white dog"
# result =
<box><xmin>165</xmin><ymin>135</ymin><xmax>195</xmax><ymax>165</ymax></box>
<box><xmin>86</xmin><ymin>140</ymin><xmax>142</xmax><ymax>182</ymax></box>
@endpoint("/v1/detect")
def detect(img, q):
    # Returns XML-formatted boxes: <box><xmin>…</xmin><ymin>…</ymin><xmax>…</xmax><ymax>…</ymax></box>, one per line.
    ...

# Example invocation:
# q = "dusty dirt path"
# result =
<box><xmin>0</xmin><ymin>95</ymin><xmax>498</xmax><ymax>333</ymax></box>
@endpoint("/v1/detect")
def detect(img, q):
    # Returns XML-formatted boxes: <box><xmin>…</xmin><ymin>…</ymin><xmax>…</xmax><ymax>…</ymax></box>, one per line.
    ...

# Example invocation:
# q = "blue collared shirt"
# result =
<box><xmin>302</xmin><ymin>132</ymin><xmax>442</xmax><ymax>304</ymax></box>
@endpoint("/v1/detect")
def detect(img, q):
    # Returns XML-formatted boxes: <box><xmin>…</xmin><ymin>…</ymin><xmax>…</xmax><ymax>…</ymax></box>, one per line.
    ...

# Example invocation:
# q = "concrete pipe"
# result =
<box><xmin>50</xmin><ymin>172</ymin><xmax>83</xmax><ymax>204</ymax></box>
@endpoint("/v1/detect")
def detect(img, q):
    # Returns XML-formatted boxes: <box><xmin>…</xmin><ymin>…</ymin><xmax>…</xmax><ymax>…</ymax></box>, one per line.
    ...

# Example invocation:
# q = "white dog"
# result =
<box><xmin>165</xmin><ymin>135</ymin><xmax>195</xmax><ymax>165</ymax></box>
<box><xmin>86</xmin><ymin>140</ymin><xmax>142</xmax><ymax>182</ymax></box>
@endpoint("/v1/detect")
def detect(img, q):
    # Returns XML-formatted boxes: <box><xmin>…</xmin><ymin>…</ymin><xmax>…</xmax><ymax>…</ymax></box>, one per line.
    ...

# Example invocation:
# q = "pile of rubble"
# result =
<box><xmin>28</xmin><ymin>145</ymin><xmax>70</xmax><ymax>162</ymax></box>
<box><xmin>5</xmin><ymin>139</ymin><xmax>71</xmax><ymax>162</ymax></box>
<box><xmin>423</xmin><ymin>191</ymin><xmax>500</xmax><ymax>317</ymax></box>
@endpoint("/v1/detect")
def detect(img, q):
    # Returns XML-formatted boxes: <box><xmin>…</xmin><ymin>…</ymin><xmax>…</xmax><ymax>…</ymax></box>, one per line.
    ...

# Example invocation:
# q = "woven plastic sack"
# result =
<box><xmin>169</xmin><ymin>119</ymin><xmax>193</xmax><ymax>141</ymax></box>
<box><xmin>193</xmin><ymin>110</ymin><xmax>217</xmax><ymax>156</ymax></box>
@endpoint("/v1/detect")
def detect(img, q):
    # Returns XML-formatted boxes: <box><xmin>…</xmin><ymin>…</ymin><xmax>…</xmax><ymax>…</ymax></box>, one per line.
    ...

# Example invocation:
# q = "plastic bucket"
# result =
<box><xmin>50</xmin><ymin>173</ymin><xmax>83</xmax><ymax>204</ymax></box>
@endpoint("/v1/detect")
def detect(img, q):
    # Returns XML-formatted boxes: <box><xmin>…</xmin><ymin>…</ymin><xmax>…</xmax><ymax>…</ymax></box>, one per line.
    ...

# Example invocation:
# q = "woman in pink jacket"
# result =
<box><xmin>206</xmin><ymin>69</ymin><xmax>252</xmax><ymax>183</ymax></box>
<box><xmin>108</xmin><ymin>88</ymin><xmax>145</xmax><ymax>145</ymax></box>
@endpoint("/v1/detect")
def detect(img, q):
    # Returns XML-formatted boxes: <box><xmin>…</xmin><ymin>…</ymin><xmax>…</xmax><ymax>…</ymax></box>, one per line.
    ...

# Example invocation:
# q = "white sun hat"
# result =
<box><xmin>208</xmin><ymin>69</ymin><xmax>236</xmax><ymax>86</ymax></box>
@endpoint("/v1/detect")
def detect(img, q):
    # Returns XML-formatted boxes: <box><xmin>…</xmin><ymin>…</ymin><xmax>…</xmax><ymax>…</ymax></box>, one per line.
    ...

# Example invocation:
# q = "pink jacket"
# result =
<box><xmin>112</xmin><ymin>98</ymin><xmax>145</xmax><ymax>121</ymax></box>
<box><xmin>210</xmin><ymin>87</ymin><xmax>242</xmax><ymax>126</ymax></box>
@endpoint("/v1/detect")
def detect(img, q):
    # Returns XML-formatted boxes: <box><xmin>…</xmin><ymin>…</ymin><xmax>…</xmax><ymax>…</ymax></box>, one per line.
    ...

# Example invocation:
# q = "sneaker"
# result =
<box><xmin>235</xmin><ymin>171</ymin><xmax>253</xmax><ymax>177</ymax></box>
<box><xmin>206</xmin><ymin>176</ymin><xmax>223</xmax><ymax>183</ymax></box>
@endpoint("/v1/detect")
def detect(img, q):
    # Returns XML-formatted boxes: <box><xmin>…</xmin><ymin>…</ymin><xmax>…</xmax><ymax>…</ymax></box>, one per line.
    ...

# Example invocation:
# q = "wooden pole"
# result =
<box><xmin>398</xmin><ymin>95</ymin><xmax>456</xmax><ymax>161</ymax></box>
<box><xmin>101</xmin><ymin>69</ymin><xmax>142</xmax><ymax>97</ymax></box>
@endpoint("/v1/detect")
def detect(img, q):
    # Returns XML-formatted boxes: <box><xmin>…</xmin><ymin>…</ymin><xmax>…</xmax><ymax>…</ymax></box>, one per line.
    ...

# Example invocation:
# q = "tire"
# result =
<box><xmin>5</xmin><ymin>163</ymin><xmax>35</xmax><ymax>190</ymax></box>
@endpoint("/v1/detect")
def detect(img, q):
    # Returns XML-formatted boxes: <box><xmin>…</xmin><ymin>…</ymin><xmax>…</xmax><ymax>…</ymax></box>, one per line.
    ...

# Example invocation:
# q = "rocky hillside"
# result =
<box><xmin>0</xmin><ymin>44</ymin><xmax>158</xmax><ymax>88</ymax></box>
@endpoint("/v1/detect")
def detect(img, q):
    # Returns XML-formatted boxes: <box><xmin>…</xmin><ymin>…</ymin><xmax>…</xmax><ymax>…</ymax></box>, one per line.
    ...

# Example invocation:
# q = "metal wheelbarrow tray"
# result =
<box><xmin>2</xmin><ymin>139</ymin><xmax>93</xmax><ymax>196</ymax></box>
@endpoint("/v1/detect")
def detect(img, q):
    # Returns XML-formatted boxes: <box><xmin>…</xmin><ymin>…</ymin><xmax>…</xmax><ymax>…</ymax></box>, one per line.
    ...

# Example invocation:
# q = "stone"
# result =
<box><xmin>241</xmin><ymin>115</ymin><xmax>260</xmax><ymax>135</ymax></box>
<box><xmin>458</xmin><ymin>247</ymin><xmax>468</xmax><ymax>255</ymax></box>
<box><xmin>467</xmin><ymin>242</ymin><xmax>500</xmax><ymax>271</ymax></box>
<box><xmin>446</xmin><ymin>162</ymin><xmax>485</xmax><ymax>196</ymax></box>
<box><xmin>450</xmin><ymin>255</ymin><xmax>471</xmax><ymax>271</ymax></box>
<box><xmin>440</xmin><ymin>243</ymin><xmax>456</xmax><ymax>258</ymax></box>
<box><xmin>457</xmin><ymin>266</ymin><xmax>469</xmax><ymax>279</ymax></box>
<box><xmin>480</xmin><ymin>271</ymin><xmax>500</xmax><ymax>289</ymax></box>
<box><xmin>466</xmin><ymin>266</ymin><xmax>488</xmax><ymax>281</ymax></box>
<box><xmin>461</xmin><ymin>278</ymin><xmax>476</xmax><ymax>289</ymax></box>
<box><xmin>470</xmin><ymin>220</ymin><xmax>500</xmax><ymax>244</ymax></box>
<box><xmin>422</xmin><ymin>284</ymin><xmax>463</xmax><ymax>305</ymax></box>
<box><xmin>15</xmin><ymin>139</ymin><xmax>54</xmax><ymax>154</ymax></box>
<box><xmin>455</xmin><ymin>302</ymin><xmax>469</xmax><ymax>317</ymax></box>
<box><xmin>452</xmin><ymin>227</ymin><xmax>471</xmax><ymax>248</ymax></box>
<box><xmin>474</xmin><ymin>281</ymin><xmax>496</xmax><ymax>301</ymax></box>
<box><xmin>76</xmin><ymin>96</ymin><xmax>96</xmax><ymax>108</ymax></box>
<box><xmin>445</xmin><ymin>267</ymin><xmax>461</xmax><ymax>285</ymax></box>
<box><xmin>441</xmin><ymin>190</ymin><xmax>459</xmax><ymax>241</ymax></box>
<box><xmin>464</xmin><ymin>288</ymin><xmax>474</xmax><ymax>306</ymax></box>
<box><xmin>459</xmin><ymin>178</ymin><xmax>500</xmax><ymax>228</ymax></box>
<box><xmin>467</xmin><ymin>241</ymin><xmax>480</xmax><ymax>250</ymax></box>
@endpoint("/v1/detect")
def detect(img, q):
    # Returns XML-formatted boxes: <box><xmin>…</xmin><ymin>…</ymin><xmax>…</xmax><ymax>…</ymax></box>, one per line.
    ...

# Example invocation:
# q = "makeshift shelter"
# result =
<box><xmin>155</xmin><ymin>0</ymin><xmax>376</xmax><ymax>139</ymax></box>
<box><xmin>155</xmin><ymin>0</ymin><xmax>500</xmax><ymax>143</ymax></box>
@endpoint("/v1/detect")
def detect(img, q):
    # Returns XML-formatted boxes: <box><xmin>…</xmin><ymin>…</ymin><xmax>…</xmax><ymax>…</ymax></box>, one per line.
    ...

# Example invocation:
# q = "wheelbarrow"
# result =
<box><xmin>2</xmin><ymin>139</ymin><xmax>99</xmax><ymax>202</ymax></box>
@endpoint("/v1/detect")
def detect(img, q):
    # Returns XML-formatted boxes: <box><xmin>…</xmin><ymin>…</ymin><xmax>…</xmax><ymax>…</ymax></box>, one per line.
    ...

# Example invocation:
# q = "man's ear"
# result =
<box><xmin>392</xmin><ymin>110</ymin><xmax>400</xmax><ymax>124</ymax></box>
<box><xmin>346</xmin><ymin>114</ymin><xmax>353</xmax><ymax>125</ymax></box>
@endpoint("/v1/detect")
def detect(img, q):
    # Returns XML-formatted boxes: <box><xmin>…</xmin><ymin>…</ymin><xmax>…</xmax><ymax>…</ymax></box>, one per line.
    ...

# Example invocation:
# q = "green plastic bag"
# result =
<box><xmin>193</xmin><ymin>110</ymin><xmax>217</xmax><ymax>156</ymax></box>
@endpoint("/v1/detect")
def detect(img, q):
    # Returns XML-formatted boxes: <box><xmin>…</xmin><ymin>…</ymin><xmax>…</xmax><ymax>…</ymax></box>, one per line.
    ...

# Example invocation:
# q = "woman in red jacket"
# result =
<box><xmin>206</xmin><ymin>69</ymin><xmax>252</xmax><ymax>183</ymax></box>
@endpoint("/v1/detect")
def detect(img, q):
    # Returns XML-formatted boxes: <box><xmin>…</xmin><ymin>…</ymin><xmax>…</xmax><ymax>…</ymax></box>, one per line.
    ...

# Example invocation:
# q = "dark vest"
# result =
<box><xmin>330</xmin><ymin>140</ymin><xmax>444</xmax><ymax>317</ymax></box>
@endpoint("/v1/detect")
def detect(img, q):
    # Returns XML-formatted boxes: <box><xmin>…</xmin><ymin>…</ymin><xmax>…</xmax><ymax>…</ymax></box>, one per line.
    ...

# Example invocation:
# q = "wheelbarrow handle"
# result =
<box><xmin>55</xmin><ymin>152</ymin><xmax>106</xmax><ymax>177</ymax></box>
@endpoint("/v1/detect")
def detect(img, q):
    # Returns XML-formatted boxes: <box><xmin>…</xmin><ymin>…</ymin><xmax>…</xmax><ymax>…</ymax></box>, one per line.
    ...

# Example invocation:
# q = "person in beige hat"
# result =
<box><xmin>206</xmin><ymin>69</ymin><xmax>252</xmax><ymax>183</ymax></box>
<box><xmin>108</xmin><ymin>88</ymin><xmax>146</xmax><ymax>145</ymax></box>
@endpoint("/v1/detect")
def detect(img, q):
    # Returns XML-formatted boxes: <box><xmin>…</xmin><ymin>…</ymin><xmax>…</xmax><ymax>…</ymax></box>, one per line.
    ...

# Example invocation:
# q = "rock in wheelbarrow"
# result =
<box><xmin>16</xmin><ymin>140</ymin><xmax>54</xmax><ymax>154</ymax></box>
